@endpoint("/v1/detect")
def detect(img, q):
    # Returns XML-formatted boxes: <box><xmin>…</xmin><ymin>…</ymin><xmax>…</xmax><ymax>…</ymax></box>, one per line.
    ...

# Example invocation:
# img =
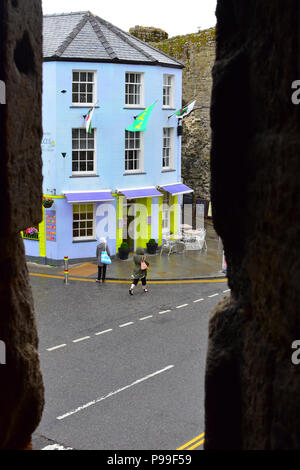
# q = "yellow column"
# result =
<box><xmin>39</xmin><ymin>206</ymin><xmax>46</xmax><ymax>257</ymax></box>
<box><xmin>116</xmin><ymin>195</ymin><xmax>123</xmax><ymax>250</ymax></box>
<box><xmin>147</xmin><ymin>197</ymin><xmax>152</xmax><ymax>241</ymax></box>
<box><xmin>170</xmin><ymin>195</ymin><xmax>178</xmax><ymax>235</ymax></box>
<box><xmin>158</xmin><ymin>196</ymin><xmax>163</xmax><ymax>245</ymax></box>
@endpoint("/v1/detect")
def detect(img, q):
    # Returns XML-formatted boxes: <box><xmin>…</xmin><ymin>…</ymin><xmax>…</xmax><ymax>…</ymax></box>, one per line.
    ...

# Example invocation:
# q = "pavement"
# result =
<box><xmin>27</xmin><ymin>220</ymin><xmax>225</xmax><ymax>281</ymax></box>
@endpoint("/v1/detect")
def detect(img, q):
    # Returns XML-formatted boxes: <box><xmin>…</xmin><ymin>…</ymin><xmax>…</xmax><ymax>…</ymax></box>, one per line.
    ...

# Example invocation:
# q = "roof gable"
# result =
<box><xmin>43</xmin><ymin>11</ymin><xmax>184</xmax><ymax>68</ymax></box>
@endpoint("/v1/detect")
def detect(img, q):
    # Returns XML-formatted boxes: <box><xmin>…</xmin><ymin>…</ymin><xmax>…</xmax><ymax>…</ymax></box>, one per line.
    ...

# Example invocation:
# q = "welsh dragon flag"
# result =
<box><xmin>85</xmin><ymin>106</ymin><xmax>95</xmax><ymax>134</ymax></box>
<box><xmin>175</xmin><ymin>100</ymin><xmax>196</xmax><ymax>119</ymax></box>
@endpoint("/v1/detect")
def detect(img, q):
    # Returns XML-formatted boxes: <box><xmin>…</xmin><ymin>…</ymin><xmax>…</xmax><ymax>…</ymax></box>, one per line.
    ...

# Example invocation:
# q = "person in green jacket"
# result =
<box><xmin>129</xmin><ymin>246</ymin><xmax>150</xmax><ymax>295</ymax></box>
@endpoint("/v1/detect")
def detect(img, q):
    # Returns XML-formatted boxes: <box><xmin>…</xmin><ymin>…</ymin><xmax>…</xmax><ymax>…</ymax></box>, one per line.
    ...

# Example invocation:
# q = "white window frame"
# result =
<box><xmin>72</xmin><ymin>70</ymin><xmax>97</xmax><ymax>107</ymax></box>
<box><xmin>72</xmin><ymin>128</ymin><xmax>97</xmax><ymax>175</ymax></box>
<box><xmin>162</xmin><ymin>193</ymin><xmax>171</xmax><ymax>234</ymax></box>
<box><xmin>125</xmin><ymin>72</ymin><xmax>144</xmax><ymax>107</ymax></box>
<box><xmin>125</xmin><ymin>130</ymin><xmax>144</xmax><ymax>173</ymax></box>
<box><xmin>72</xmin><ymin>203</ymin><xmax>96</xmax><ymax>241</ymax></box>
<box><xmin>162</xmin><ymin>127</ymin><xmax>175</xmax><ymax>169</ymax></box>
<box><xmin>163</xmin><ymin>74</ymin><xmax>175</xmax><ymax>108</ymax></box>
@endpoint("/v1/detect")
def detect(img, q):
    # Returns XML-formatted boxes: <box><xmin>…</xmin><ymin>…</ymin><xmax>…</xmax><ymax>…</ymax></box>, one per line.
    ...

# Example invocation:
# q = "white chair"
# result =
<box><xmin>160</xmin><ymin>238</ymin><xmax>177</xmax><ymax>256</ymax></box>
<box><xmin>195</xmin><ymin>228</ymin><xmax>207</xmax><ymax>252</ymax></box>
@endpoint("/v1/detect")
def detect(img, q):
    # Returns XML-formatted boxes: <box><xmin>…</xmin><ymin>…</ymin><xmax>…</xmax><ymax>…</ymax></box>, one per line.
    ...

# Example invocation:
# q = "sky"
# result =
<box><xmin>42</xmin><ymin>0</ymin><xmax>217</xmax><ymax>38</ymax></box>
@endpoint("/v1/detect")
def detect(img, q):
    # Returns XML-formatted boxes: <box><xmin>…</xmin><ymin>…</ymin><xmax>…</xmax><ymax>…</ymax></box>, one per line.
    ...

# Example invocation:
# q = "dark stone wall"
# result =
<box><xmin>0</xmin><ymin>0</ymin><xmax>44</xmax><ymax>449</ymax></box>
<box><xmin>205</xmin><ymin>0</ymin><xmax>300</xmax><ymax>449</ymax></box>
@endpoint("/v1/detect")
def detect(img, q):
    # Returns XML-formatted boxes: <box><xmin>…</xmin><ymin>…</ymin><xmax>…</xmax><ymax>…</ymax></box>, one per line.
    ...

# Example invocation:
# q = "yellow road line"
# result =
<box><xmin>177</xmin><ymin>433</ymin><xmax>205</xmax><ymax>450</ymax></box>
<box><xmin>189</xmin><ymin>438</ymin><xmax>205</xmax><ymax>450</ymax></box>
<box><xmin>29</xmin><ymin>272</ymin><xmax>227</xmax><ymax>285</ymax></box>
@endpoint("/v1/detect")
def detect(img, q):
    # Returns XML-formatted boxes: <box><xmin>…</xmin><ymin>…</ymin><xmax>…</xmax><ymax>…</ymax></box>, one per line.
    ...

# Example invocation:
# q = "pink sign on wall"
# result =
<box><xmin>46</xmin><ymin>210</ymin><xmax>56</xmax><ymax>242</ymax></box>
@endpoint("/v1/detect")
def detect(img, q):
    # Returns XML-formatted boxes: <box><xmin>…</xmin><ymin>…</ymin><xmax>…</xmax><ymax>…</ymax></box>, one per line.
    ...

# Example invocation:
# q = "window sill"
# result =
<box><xmin>72</xmin><ymin>239</ymin><xmax>97</xmax><ymax>243</ymax></box>
<box><xmin>70</xmin><ymin>174</ymin><xmax>99</xmax><ymax>178</ymax></box>
<box><xmin>162</xmin><ymin>107</ymin><xmax>176</xmax><ymax>110</ymax></box>
<box><xmin>123</xmin><ymin>106</ymin><xmax>145</xmax><ymax>110</ymax></box>
<box><xmin>161</xmin><ymin>169</ymin><xmax>176</xmax><ymax>172</ymax></box>
<box><xmin>70</xmin><ymin>105</ymin><xmax>100</xmax><ymax>109</ymax></box>
<box><xmin>123</xmin><ymin>171</ymin><xmax>146</xmax><ymax>175</ymax></box>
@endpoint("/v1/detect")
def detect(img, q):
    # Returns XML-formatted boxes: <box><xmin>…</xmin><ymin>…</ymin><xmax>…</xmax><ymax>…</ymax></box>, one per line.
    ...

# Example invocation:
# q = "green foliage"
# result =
<box><xmin>148</xmin><ymin>238</ymin><xmax>157</xmax><ymax>245</ymax></box>
<box><xmin>120</xmin><ymin>242</ymin><xmax>129</xmax><ymax>250</ymax></box>
<box><xmin>149</xmin><ymin>27</ymin><xmax>215</xmax><ymax>59</ymax></box>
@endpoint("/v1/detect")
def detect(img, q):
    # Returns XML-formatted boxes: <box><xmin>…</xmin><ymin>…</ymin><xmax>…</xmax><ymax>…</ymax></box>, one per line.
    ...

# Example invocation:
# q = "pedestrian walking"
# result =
<box><xmin>129</xmin><ymin>246</ymin><xmax>149</xmax><ymax>295</ymax></box>
<box><xmin>96</xmin><ymin>237</ymin><xmax>111</xmax><ymax>283</ymax></box>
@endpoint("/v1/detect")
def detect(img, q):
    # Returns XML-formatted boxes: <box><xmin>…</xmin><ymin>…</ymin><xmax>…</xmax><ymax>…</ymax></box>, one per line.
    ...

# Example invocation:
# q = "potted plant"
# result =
<box><xmin>118</xmin><ymin>241</ymin><xmax>130</xmax><ymax>260</ymax></box>
<box><xmin>42</xmin><ymin>197</ymin><xmax>54</xmax><ymax>208</ymax></box>
<box><xmin>146</xmin><ymin>238</ymin><xmax>158</xmax><ymax>254</ymax></box>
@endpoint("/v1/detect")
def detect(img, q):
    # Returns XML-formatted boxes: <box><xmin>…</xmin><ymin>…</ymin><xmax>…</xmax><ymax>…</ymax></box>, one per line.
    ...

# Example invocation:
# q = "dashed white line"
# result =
<box><xmin>176</xmin><ymin>304</ymin><xmax>188</xmax><ymax>309</ymax></box>
<box><xmin>42</xmin><ymin>444</ymin><xmax>72</xmax><ymax>450</ymax></box>
<box><xmin>159</xmin><ymin>310</ymin><xmax>171</xmax><ymax>314</ymax></box>
<box><xmin>72</xmin><ymin>336</ymin><xmax>90</xmax><ymax>343</ymax></box>
<box><xmin>119</xmin><ymin>322</ymin><xmax>134</xmax><ymax>328</ymax></box>
<box><xmin>56</xmin><ymin>364</ymin><xmax>174</xmax><ymax>420</ymax></box>
<box><xmin>46</xmin><ymin>344</ymin><xmax>67</xmax><ymax>352</ymax></box>
<box><xmin>139</xmin><ymin>315</ymin><xmax>153</xmax><ymax>321</ymax></box>
<box><xmin>95</xmin><ymin>329</ymin><xmax>113</xmax><ymax>336</ymax></box>
<box><xmin>223</xmin><ymin>289</ymin><xmax>230</xmax><ymax>293</ymax></box>
<box><xmin>193</xmin><ymin>298</ymin><xmax>204</xmax><ymax>303</ymax></box>
<box><xmin>208</xmin><ymin>293</ymin><xmax>219</xmax><ymax>298</ymax></box>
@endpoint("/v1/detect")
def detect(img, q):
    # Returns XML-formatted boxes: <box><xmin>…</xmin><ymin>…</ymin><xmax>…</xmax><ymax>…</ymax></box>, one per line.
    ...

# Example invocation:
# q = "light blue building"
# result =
<box><xmin>24</xmin><ymin>11</ymin><xmax>193</xmax><ymax>264</ymax></box>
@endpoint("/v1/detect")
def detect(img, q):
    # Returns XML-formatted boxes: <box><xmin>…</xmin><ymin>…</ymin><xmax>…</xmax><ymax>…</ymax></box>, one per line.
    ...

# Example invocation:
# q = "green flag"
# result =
<box><xmin>126</xmin><ymin>101</ymin><xmax>156</xmax><ymax>132</ymax></box>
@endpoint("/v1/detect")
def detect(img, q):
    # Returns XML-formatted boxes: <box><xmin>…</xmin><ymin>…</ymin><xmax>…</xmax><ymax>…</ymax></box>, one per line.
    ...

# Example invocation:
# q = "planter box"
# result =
<box><xmin>118</xmin><ymin>248</ymin><xmax>130</xmax><ymax>260</ymax></box>
<box><xmin>146</xmin><ymin>243</ymin><xmax>158</xmax><ymax>254</ymax></box>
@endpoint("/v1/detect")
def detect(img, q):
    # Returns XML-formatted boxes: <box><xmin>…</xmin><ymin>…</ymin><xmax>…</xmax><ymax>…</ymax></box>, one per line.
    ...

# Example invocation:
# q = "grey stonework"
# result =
<box><xmin>149</xmin><ymin>28</ymin><xmax>216</xmax><ymax>200</ymax></box>
<box><xmin>0</xmin><ymin>0</ymin><xmax>44</xmax><ymax>449</ymax></box>
<box><xmin>129</xmin><ymin>25</ymin><xmax>168</xmax><ymax>43</ymax></box>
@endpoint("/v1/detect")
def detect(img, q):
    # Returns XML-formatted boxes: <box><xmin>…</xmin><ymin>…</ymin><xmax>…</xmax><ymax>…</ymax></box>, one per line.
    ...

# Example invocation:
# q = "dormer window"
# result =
<box><xmin>72</xmin><ymin>71</ymin><xmax>96</xmax><ymax>105</ymax></box>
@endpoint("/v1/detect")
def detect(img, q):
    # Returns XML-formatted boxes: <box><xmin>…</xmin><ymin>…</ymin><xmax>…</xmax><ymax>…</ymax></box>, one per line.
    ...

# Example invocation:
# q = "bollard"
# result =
<box><xmin>64</xmin><ymin>256</ymin><xmax>69</xmax><ymax>284</ymax></box>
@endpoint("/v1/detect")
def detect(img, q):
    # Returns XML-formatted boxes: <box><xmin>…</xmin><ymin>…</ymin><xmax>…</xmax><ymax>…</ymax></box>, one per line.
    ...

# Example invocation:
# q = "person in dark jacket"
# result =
<box><xmin>96</xmin><ymin>237</ymin><xmax>111</xmax><ymax>283</ymax></box>
<box><xmin>129</xmin><ymin>246</ymin><xmax>149</xmax><ymax>295</ymax></box>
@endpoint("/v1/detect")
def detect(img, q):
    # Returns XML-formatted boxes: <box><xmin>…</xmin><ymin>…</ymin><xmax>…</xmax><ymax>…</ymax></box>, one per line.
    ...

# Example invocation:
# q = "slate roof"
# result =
<box><xmin>43</xmin><ymin>11</ymin><xmax>184</xmax><ymax>68</ymax></box>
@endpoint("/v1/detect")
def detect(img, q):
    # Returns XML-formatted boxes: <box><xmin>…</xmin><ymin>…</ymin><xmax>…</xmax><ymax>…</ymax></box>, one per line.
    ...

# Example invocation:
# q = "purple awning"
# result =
<box><xmin>160</xmin><ymin>183</ymin><xmax>194</xmax><ymax>195</ymax></box>
<box><xmin>118</xmin><ymin>187</ymin><xmax>162</xmax><ymax>199</ymax></box>
<box><xmin>64</xmin><ymin>191</ymin><xmax>114</xmax><ymax>203</ymax></box>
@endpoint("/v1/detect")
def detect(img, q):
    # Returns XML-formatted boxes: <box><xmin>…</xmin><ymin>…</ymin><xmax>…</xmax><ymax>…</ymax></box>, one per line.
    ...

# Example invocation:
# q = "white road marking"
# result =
<box><xmin>56</xmin><ymin>364</ymin><xmax>174</xmax><ymax>420</ymax></box>
<box><xmin>176</xmin><ymin>304</ymin><xmax>188</xmax><ymax>309</ymax></box>
<box><xmin>119</xmin><ymin>322</ymin><xmax>134</xmax><ymax>328</ymax></box>
<box><xmin>208</xmin><ymin>293</ymin><xmax>219</xmax><ymax>298</ymax></box>
<box><xmin>193</xmin><ymin>298</ymin><xmax>204</xmax><ymax>303</ymax></box>
<box><xmin>223</xmin><ymin>289</ymin><xmax>230</xmax><ymax>293</ymax></box>
<box><xmin>95</xmin><ymin>329</ymin><xmax>113</xmax><ymax>336</ymax></box>
<box><xmin>72</xmin><ymin>336</ymin><xmax>90</xmax><ymax>343</ymax></box>
<box><xmin>159</xmin><ymin>310</ymin><xmax>171</xmax><ymax>314</ymax></box>
<box><xmin>139</xmin><ymin>315</ymin><xmax>153</xmax><ymax>321</ymax></box>
<box><xmin>42</xmin><ymin>444</ymin><xmax>72</xmax><ymax>450</ymax></box>
<box><xmin>46</xmin><ymin>344</ymin><xmax>66</xmax><ymax>352</ymax></box>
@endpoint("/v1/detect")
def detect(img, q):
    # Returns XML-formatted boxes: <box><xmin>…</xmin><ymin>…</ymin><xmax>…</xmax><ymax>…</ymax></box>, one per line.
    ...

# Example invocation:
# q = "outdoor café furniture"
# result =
<box><xmin>183</xmin><ymin>228</ymin><xmax>207</xmax><ymax>251</ymax></box>
<box><xmin>160</xmin><ymin>234</ymin><xmax>185</xmax><ymax>256</ymax></box>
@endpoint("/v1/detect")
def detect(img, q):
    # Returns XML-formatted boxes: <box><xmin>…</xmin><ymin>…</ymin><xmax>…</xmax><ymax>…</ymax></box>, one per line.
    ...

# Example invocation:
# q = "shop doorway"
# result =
<box><xmin>123</xmin><ymin>199</ymin><xmax>136</xmax><ymax>252</ymax></box>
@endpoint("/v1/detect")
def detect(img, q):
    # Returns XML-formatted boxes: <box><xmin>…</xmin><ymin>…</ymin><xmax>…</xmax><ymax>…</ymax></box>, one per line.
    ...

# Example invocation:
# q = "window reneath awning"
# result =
<box><xmin>160</xmin><ymin>183</ymin><xmax>194</xmax><ymax>195</ymax></box>
<box><xmin>117</xmin><ymin>187</ymin><xmax>162</xmax><ymax>199</ymax></box>
<box><xmin>64</xmin><ymin>190</ymin><xmax>114</xmax><ymax>203</ymax></box>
